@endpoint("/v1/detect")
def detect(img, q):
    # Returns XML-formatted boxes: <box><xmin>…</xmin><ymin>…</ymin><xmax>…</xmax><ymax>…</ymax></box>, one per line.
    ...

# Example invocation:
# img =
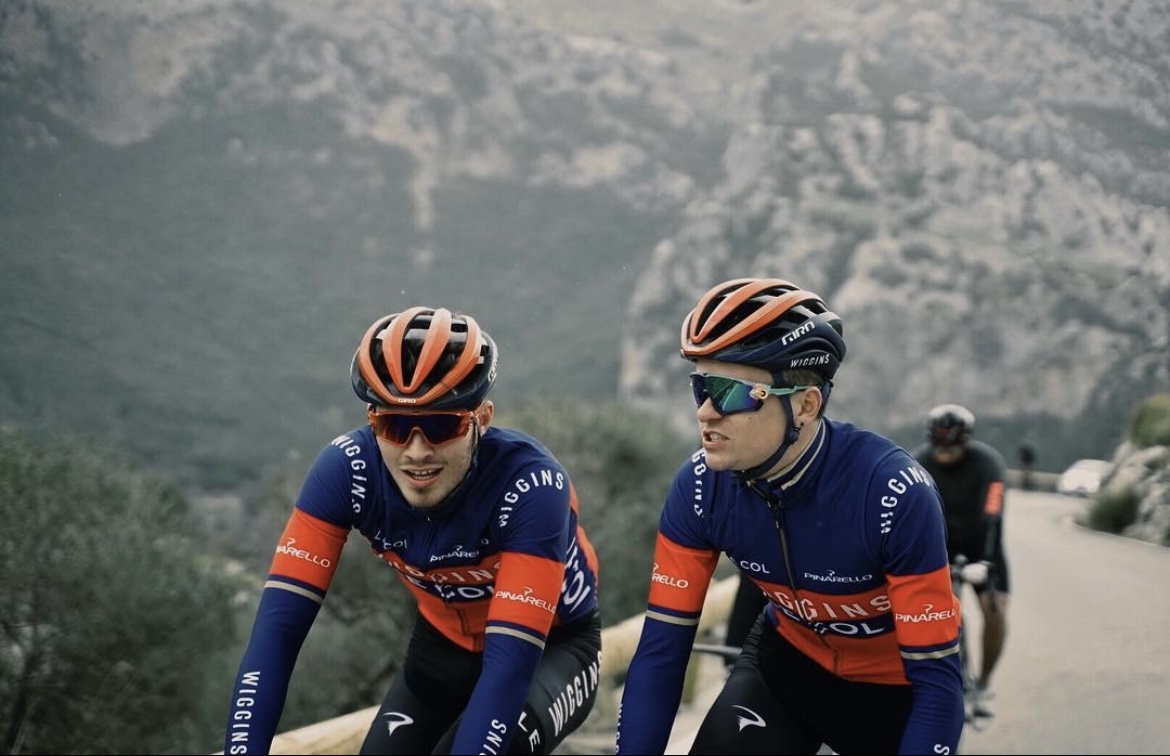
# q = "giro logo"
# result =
<box><xmin>781</xmin><ymin>321</ymin><xmax>814</xmax><ymax>345</ymax></box>
<box><xmin>732</xmin><ymin>704</ymin><xmax>766</xmax><ymax>731</ymax></box>
<box><xmin>382</xmin><ymin>711</ymin><xmax>414</xmax><ymax>737</ymax></box>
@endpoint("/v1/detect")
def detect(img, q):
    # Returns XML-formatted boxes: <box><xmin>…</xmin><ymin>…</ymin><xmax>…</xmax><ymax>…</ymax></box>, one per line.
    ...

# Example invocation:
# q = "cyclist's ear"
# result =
<box><xmin>794</xmin><ymin>386</ymin><xmax>823</xmax><ymax>424</ymax></box>
<box><xmin>475</xmin><ymin>400</ymin><xmax>495</xmax><ymax>432</ymax></box>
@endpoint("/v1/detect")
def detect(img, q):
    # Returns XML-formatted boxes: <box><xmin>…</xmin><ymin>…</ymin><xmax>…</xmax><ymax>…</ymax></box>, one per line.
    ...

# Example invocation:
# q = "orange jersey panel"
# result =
<box><xmin>489</xmin><ymin>551</ymin><xmax>565</xmax><ymax>633</ymax></box>
<box><xmin>268</xmin><ymin>509</ymin><xmax>349</xmax><ymax>592</ymax></box>
<box><xmin>887</xmin><ymin>564</ymin><xmax>961</xmax><ymax>648</ymax></box>
<box><xmin>983</xmin><ymin>480</ymin><xmax>1005</xmax><ymax>516</ymax></box>
<box><xmin>647</xmin><ymin>533</ymin><xmax>721</xmax><ymax>616</ymax></box>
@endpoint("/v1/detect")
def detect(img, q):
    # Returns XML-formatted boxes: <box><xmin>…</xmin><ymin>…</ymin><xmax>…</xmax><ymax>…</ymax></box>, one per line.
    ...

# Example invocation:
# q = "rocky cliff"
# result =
<box><xmin>2</xmin><ymin>0</ymin><xmax>1167</xmax><ymax>486</ymax></box>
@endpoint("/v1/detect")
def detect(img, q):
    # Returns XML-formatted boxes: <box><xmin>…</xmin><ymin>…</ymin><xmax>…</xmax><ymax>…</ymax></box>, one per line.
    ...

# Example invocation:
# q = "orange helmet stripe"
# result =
<box><xmin>408</xmin><ymin>311</ymin><xmax>484</xmax><ymax>404</ymax></box>
<box><xmin>406</xmin><ymin>307</ymin><xmax>453</xmax><ymax>393</ymax></box>
<box><xmin>684</xmin><ymin>278</ymin><xmax>818</xmax><ymax>356</ymax></box>
<box><xmin>419</xmin><ymin>314</ymin><xmax>484</xmax><ymax>402</ymax></box>
<box><xmin>384</xmin><ymin>305</ymin><xmax>429</xmax><ymax>390</ymax></box>
<box><xmin>356</xmin><ymin>315</ymin><xmax>398</xmax><ymax>405</ymax></box>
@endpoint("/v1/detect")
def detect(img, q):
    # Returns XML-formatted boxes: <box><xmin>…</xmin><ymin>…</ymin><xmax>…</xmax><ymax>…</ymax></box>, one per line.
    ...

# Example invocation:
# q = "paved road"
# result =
<box><xmin>958</xmin><ymin>490</ymin><xmax>1170</xmax><ymax>755</ymax></box>
<box><xmin>664</xmin><ymin>491</ymin><xmax>1170</xmax><ymax>755</ymax></box>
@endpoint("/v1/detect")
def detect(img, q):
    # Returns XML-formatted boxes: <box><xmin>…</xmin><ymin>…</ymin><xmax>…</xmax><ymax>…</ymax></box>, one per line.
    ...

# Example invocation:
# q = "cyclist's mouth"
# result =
<box><xmin>702</xmin><ymin>429</ymin><xmax>729</xmax><ymax>447</ymax></box>
<box><xmin>403</xmin><ymin>468</ymin><xmax>442</xmax><ymax>485</ymax></box>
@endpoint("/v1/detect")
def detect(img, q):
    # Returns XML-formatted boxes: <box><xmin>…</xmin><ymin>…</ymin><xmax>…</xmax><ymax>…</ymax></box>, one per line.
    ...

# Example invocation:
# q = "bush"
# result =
<box><xmin>496</xmin><ymin>398</ymin><xmax>694</xmax><ymax>623</ymax></box>
<box><xmin>1082</xmin><ymin>484</ymin><xmax>1141</xmax><ymax>534</ymax></box>
<box><xmin>1130</xmin><ymin>393</ymin><xmax>1170</xmax><ymax>449</ymax></box>
<box><xmin>0</xmin><ymin>426</ymin><xmax>241</xmax><ymax>755</ymax></box>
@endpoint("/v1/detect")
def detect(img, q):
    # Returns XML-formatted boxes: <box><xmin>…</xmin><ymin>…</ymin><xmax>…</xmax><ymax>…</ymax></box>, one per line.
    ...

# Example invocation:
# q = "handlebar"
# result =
<box><xmin>950</xmin><ymin>554</ymin><xmax>1000</xmax><ymax>614</ymax></box>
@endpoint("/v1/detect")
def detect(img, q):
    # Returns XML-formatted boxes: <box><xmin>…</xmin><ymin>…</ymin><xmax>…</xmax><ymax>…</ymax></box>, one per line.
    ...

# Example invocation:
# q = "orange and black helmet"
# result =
<box><xmin>350</xmin><ymin>307</ymin><xmax>498</xmax><ymax>411</ymax></box>
<box><xmin>680</xmin><ymin>278</ymin><xmax>846</xmax><ymax>380</ymax></box>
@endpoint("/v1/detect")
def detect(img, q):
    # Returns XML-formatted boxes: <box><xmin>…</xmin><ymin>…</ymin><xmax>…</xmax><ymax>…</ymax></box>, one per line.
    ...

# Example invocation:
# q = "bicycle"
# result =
<box><xmin>690</xmin><ymin>641</ymin><xmax>742</xmax><ymax>665</ymax></box>
<box><xmin>950</xmin><ymin>554</ymin><xmax>995</xmax><ymax>732</ymax></box>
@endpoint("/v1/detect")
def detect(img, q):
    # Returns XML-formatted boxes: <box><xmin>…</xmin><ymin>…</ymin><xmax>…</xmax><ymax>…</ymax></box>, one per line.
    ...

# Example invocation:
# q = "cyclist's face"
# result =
<box><xmin>931</xmin><ymin>443</ymin><xmax>967</xmax><ymax>466</ymax></box>
<box><xmin>376</xmin><ymin>402</ymin><xmax>493</xmax><ymax>509</ymax></box>
<box><xmin>693</xmin><ymin>359</ymin><xmax>805</xmax><ymax>474</ymax></box>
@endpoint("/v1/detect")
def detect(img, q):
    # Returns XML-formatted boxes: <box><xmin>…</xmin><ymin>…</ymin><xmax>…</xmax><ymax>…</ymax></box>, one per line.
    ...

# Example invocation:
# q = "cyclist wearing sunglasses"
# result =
<box><xmin>616</xmin><ymin>278</ymin><xmax>964</xmax><ymax>755</ymax></box>
<box><xmin>223</xmin><ymin>307</ymin><xmax>601</xmax><ymax>755</ymax></box>
<box><xmin>912</xmin><ymin>404</ymin><xmax>1010</xmax><ymax>714</ymax></box>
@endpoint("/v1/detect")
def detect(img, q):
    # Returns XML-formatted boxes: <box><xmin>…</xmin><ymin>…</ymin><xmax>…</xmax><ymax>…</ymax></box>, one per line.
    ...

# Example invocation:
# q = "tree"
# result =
<box><xmin>0</xmin><ymin>426</ymin><xmax>241</xmax><ymax>754</ymax></box>
<box><xmin>497</xmin><ymin>399</ymin><xmax>694</xmax><ymax>622</ymax></box>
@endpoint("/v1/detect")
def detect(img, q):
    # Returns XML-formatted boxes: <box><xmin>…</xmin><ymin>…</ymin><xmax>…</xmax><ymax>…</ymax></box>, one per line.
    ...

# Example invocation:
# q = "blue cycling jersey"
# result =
<box><xmin>616</xmin><ymin>418</ymin><xmax>964</xmax><ymax>755</ymax></box>
<box><xmin>224</xmin><ymin>425</ymin><xmax>600</xmax><ymax>755</ymax></box>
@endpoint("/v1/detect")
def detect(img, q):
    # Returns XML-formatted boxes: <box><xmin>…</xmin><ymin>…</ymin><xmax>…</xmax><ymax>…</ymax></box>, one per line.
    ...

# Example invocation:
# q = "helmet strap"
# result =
<box><xmin>735</xmin><ymin>395</ymin><xmax>803</xmax><ymax>482</ymax></box>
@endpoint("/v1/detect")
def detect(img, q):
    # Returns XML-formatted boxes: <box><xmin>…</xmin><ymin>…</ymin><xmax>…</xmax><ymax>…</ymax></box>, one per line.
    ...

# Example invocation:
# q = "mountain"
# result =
<box><xmin>1</xmin><ymin>0</ymin><xmax>716</xmax><ymax>488</ymax></box>
<box><xmin>607</xmin><ymin>0</ymin><xmax>1170</xmax><ymax>447</ymax></box>
<box><xmin>2</xmin><ymin>0</ymin><xmax>1168</xmax><ymax>491</ymax></box>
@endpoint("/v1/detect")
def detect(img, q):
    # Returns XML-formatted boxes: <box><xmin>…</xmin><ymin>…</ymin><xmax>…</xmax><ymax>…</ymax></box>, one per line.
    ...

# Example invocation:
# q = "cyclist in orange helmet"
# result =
<box><xmin>616</xmin><ymin>278</ymin><xmax>964</xmax><ymax>755</ymax></box>
<box><xmin>223</xmin><ymin>307</ymin><xmax>601</xmax><ymax>755</ymax></box>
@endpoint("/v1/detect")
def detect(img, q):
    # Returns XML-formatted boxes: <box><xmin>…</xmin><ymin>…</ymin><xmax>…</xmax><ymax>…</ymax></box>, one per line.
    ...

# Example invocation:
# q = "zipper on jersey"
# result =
<box><xmin>746</xmin><ymin>480</ymin><xmax>834</xmax><ymax>655</ymax></box>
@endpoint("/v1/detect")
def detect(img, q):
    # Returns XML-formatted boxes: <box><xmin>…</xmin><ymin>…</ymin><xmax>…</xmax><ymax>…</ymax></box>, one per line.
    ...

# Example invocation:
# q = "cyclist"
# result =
<box><xmin>913</xmin><ymin>403</ymin><xmax>1010</xmax><ymax>711</ymax></box>
<box><xmin>615</xmin><ymin>278</ymin><xmax>964</xmax><ymax>755</ymax></box>
<box><xmin>222</xmin><ymin>307</ymin><xmax>602</xmax><ymax>755</ymax></box>
<box><xmin>1018</xmin><ymin>440</ymin><xmax>1037</xmax><ymax>490</ymax></box>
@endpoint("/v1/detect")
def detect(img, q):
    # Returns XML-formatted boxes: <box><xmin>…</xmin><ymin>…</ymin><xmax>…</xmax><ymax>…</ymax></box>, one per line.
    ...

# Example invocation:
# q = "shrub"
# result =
<box><xmin>1082</xmin><ymin>484</ymin><xmax>1141</xmax><ymax>534</ymax></box>
<box><xmin>496</xmin><ymin>398</ymin><xmax>694</xmax><ymax>623</ymax></box>
<box><xmin>1130</xmin><ymin>393</ymin><xmax>1170</xmax><ymax>449</ymax></box>
<box><xmin>0</xmin><ymin>426</ymin><xmax>240</xmax><ymax>755</ymax></box>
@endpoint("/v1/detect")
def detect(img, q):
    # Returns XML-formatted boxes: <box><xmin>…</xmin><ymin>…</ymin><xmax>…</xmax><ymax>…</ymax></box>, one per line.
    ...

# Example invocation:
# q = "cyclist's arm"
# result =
<box><xmin>454</xmin><ymin>550</ymin><xmax>565</xmax><ymax>754</ymax></box>
<box><xmin>879</xmin><ymin>461</ymin><xmax>965</xmax><ymax>754</ymax></box>
<box><xmin>616</xmin><ymin>532</ymin><xmax>719</xmax><ymax>754</ymax></box>
<box><xmin>451</xmin><ymin>473</ymin><xmax>572</xmax><ymax>755</ymax></box>
<box><xmin>224</xmin><ymin>508</ymin><xmax>349</xmax><ymax>754</ymax></box>
<box><xmin>978</xmin><ymin>454</ymin><xmax>1008</xmax><ymax>565</ymax></box>
<box><xmin>617</xmin><ymin>458</ymin><xmax>721</xmax><ymax>754</ymax></box>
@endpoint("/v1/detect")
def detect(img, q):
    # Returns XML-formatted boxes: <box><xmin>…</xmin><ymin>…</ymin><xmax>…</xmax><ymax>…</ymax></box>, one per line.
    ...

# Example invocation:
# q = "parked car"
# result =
<box><xmin>1056</xmin><ymin>458</ymin><xmax>1111</xmax><ymax>497</ymax></box>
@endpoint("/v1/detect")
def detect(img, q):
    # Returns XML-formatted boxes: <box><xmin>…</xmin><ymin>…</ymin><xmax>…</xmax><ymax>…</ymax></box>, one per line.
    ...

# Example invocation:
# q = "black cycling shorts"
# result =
<box><xmin>358</xmin><ymin>611</ymin><xmax>602</xmax><ymax>755</ymax></box>
<box><xmin>689</xmin><ymin>613</ymin><xmax>913</xmax><ymax>755</ymax></box>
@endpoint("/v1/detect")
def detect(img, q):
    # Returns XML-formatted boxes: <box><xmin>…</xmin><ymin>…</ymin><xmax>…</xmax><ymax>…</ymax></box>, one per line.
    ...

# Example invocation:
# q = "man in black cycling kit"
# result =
<box><xmin>912</xmin><ymin>404</ymin><xmax>1010</xmax><ymax>712</ymax></box>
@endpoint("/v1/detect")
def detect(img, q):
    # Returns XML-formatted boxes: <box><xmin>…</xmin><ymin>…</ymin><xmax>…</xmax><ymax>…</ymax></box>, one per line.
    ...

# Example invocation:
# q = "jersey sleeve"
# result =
<box><xmin>616</xmin><ymin>457</ymin><xmax>721</xmax><ymax>754</ymax></box>
<box><xmin>978</xmin><ymin>449</ymin><xmax>1008</xmax><ymax>564</ymax></box>
<box><xmin>223</xmin><ymin>445</ymin><xmax>353</xmax><ymax>755</ymax></box>
<box><xmin>451</xmin><ymin>463</ymin><xmax>573</xmax><ymax>755</ymax></box>
<box><xmin>223</xmin><ymin>509</ymin><xmax>349</xmax><ymax>754</ymax></box>
<box><xmin>875</xmin><ymin>455</ymin><xmax>965</xmax><ymax>754</ymax></box>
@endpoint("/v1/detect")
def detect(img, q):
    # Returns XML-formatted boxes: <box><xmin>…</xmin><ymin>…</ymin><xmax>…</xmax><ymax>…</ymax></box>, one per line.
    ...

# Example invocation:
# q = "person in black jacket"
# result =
<box><xmin>913</xmin><ymin>403</ymin><xmax>1010</xmax><ymax>710</ymax></box>
<box><xmin>1018</xmin><ymin>441</ymin><xmax>1037</xmax><ymax>490</ymax></box>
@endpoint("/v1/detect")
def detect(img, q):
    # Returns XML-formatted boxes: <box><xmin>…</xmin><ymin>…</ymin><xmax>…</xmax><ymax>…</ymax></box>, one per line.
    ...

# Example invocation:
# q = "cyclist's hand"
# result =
<box><xmin>961</xmin><ymin>561</ymin><xmax>990</xmax><ymax>586</ymax></box>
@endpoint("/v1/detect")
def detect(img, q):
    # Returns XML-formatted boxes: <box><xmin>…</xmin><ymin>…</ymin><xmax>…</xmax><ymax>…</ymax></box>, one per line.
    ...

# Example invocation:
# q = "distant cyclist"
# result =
<box><xmin>913</xmin><ymin>403</ymin><xmax>1010</xmax><ymax>711</ymax></box>
<box><xmin>222</xmin><ymin>307</ymin><xmax>602</xmax><ymax>755</ymax></box>
<box><xmin>615</xmin><ymin>277</ymin><xmax>964</xmax><ymax>755</ymax></box>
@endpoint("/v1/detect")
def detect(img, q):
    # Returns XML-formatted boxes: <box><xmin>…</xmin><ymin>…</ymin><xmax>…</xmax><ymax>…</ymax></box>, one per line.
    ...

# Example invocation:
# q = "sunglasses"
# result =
<box><xmin>367</xmin><ymin>407</ymin><xmax>476</xmax><ymax>446</ymax></box>
<box><xmin>689</xmin><ymin>372</ymin><xmax>811</xmax><ymax>416</ymax></box>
